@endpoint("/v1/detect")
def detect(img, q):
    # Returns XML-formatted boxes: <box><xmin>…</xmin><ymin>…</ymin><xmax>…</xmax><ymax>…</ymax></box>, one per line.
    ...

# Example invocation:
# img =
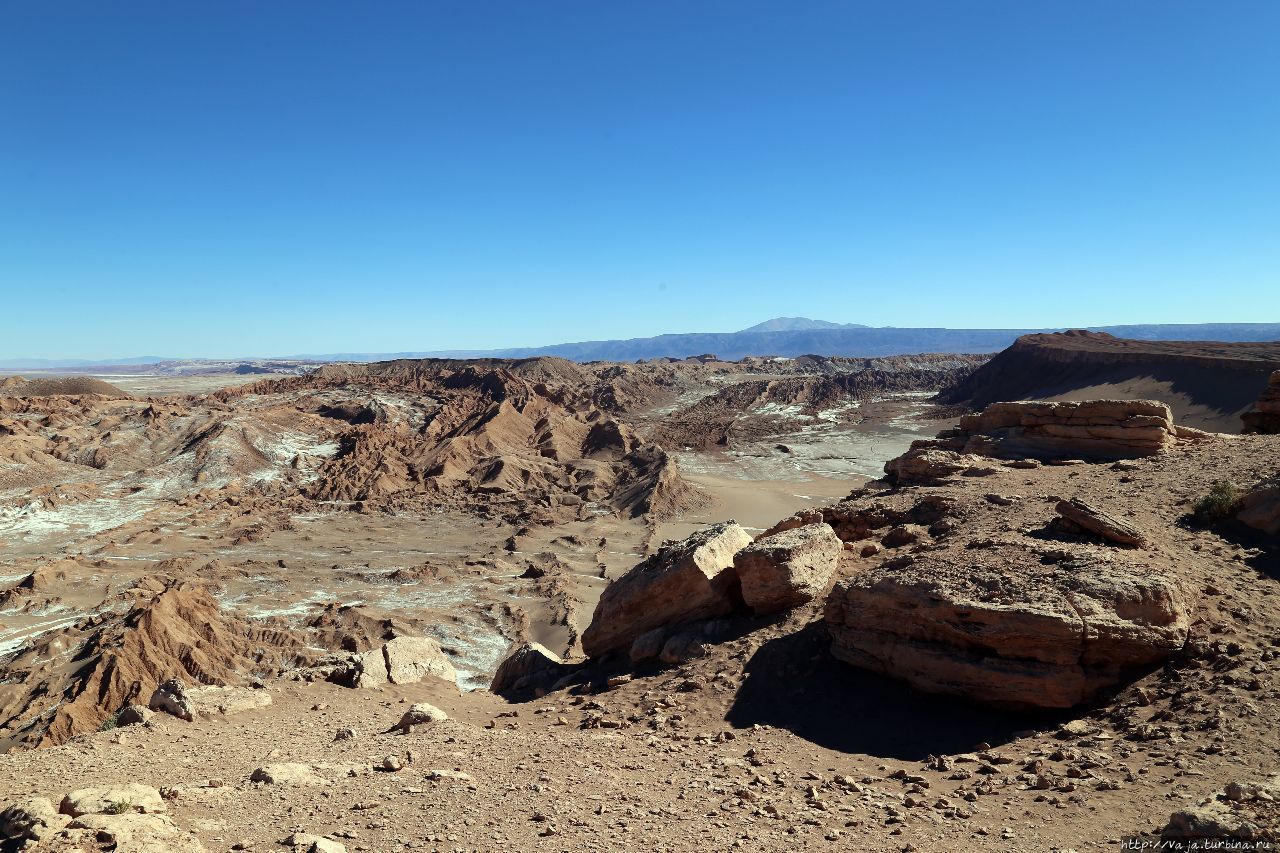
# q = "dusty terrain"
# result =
<box><xmin>3</xmin><ymin>335</ymin><xmax>1279</xmax><ymax>852</ymax></box>
<box><xmin>0</xmin><ymin>354</ymin><xmax>968</xmax><ymax>746</ymax></box>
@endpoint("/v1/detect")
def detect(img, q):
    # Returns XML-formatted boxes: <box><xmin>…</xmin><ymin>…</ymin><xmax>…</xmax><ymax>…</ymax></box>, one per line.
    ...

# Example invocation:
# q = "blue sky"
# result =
<box><xmin>2</xmin><ymin>1</ymin><xmax>1278</xmax><ymax>359</ymax></box>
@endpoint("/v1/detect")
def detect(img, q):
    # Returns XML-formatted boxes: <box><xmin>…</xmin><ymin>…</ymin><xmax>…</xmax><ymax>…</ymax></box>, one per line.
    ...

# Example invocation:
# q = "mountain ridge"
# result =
<box><xmin>6</xmin><ymin>319</ymin><xmax>1280</xmax><ymax>368</ymax></box>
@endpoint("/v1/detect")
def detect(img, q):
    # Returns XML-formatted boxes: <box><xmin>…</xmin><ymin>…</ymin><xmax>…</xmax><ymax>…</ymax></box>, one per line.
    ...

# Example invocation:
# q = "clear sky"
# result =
<box><xmin>2</xmin><ymin>1</ymin><xmax>1278</xmax><ymax>359</ymax></box>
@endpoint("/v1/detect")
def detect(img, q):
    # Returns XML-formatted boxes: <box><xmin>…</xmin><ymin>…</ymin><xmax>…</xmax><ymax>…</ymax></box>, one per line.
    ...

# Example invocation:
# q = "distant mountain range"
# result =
<box><xmin>0</xmin><ymin>355</ymin><xmax>173</xmax><ymax>370</ymax></box>
<box><xmin>290</xmin><ymin>320</ymin><xmax>1280</xmax><ymax>364</ymax></box>
<box><xmin>5</xmin><ymin>319</ymin><xmax>1280</xmax><ymax>369</ymax></box>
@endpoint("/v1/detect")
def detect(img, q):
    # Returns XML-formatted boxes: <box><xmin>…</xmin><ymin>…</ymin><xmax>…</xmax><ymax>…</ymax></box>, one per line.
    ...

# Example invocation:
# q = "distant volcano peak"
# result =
<box><xmin>737</xmin><ymin>317</ymin><xmax>868</xmax><ymax>333</ymax></box>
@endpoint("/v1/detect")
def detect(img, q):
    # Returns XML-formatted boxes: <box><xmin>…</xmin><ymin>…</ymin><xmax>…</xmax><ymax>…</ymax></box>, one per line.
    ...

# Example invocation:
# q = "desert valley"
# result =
<box><xmin>0</xmin><ymin>328</ymin><xmax>1277</xmax><ymax>851</ymax></box>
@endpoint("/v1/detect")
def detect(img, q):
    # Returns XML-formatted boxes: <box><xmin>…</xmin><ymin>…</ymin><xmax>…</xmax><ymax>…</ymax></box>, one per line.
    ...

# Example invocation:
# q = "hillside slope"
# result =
<box><xmin>939</xmin><ymin>331</ymin><xmax>1280</xmax><ymax>432</ymax></box>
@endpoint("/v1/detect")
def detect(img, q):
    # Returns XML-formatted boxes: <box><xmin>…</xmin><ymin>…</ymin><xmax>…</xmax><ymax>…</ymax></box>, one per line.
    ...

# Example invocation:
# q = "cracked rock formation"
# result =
<box><xmin>581</xmin><ymin>522</ymin><xmax>752</xmax><ymax>658</ymax></box>
<box><xmin>733</xmin><ymin>523</ymin><xmax>842</xmax><ymax>613</ymax></box>
<box><xmin>825</xmin><ymin>546</ymin><xmax>1189</xmax><ymax>709</ymax></box>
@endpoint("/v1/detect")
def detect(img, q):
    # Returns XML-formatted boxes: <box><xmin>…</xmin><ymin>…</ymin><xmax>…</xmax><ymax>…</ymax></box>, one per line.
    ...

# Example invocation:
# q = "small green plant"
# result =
<box><xmin>98</xmin><ymin>710</ymin><xmax>122</xmax><ymax>732</ymax></box>
<box><xmin>1193</xmin><ymin>480</ymin><xmax>1239</xmax><ymax>525</ymax></box>
<box><xmin>105</xmin><ymin>799</ymin><xmax>133</xmax><ymax>815</ymax></box>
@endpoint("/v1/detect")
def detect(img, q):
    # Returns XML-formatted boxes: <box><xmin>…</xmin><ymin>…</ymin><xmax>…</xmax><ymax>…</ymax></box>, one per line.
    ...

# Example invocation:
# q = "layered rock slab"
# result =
<box><xmin>825</xmin><ymin>547</ymin><xmax>1189</xmax><ymax>709</ymax></box>
<box><xmin>581</xmin><ymin>522</ymin><xmax>752</xmax><ymax>658</ymax></box>
<box><xmin>948</xmin><ymin>399</ymin><xmax>1178</xmax><ymax>461</ymax></box>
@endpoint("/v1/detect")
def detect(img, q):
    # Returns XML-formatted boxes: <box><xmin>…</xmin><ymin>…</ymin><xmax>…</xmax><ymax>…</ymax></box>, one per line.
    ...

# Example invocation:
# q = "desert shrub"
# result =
<box><xmin>105</xmin><ymin>799</ymin><xmax>133</xmax><ymax>815</ymax></box>
<box><xmin>98</xmin><ymin>710</ymin><xmax>122</xmax><ymax>732</ymax></box>
<box><xmin>1193</xmin><ymin>481</ymin><xmax>1239</xmax><ymax>525</ymax></box>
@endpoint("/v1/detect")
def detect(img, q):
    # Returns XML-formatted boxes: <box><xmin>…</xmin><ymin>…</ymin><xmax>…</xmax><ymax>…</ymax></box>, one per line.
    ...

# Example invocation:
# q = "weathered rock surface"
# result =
<box><xmin>1055</xmin><ymin>498</ymin><xmax>1150</xmax><ymax>548</ymax></box>
<box><xmin>68</xmin><ymin>812</ymin><xmax>205</xmax><ymax>852</ymax></box>
<box><xmin>395</xmin><ymin>702</ymin><xmax>449</xmax><ymax>731</ymax></box>
<box><xmin>0</xmin><ymin>577</ymin><xmax>304</xmax><ymax>749</ymax></box>
<box><xmin>938</xmin><ymin>400</ymin><xmax>1179</xmax><ymax>461</ymax></box>
<box><xmin>581</xmin><ymin>522</ymin><xmax>752</xmax><ymax>658</ymax></box>
<box><xmin>883</xmin><ymin>447</ymin><xmax>995</xmax><ymax>484</ymax></box>
<box><xmin>1162</xmin><ymin>775</ymin><xmax>1279</xmax><ymax>842</ymax></box>
<box><xmin>335</xmin><ymin>635</ymin><xmax>458</xmax><ymax>689</ymax></box>
<box><xmin>733</xmin><ymin>523</ymin><xmax>842</xmax><ymax>613</ymax></box>
<box><xmin>1</xmin><ymin>796</ymin><xmax>68</xmax><ymax>843</ymax></box>
<box><xmin>187</xmin><ymin>684</ymin><xmax>273</xmax><ymax>716</ymax></box>
<box><xmin>381</xmin><ymin>636</ymin><xmax>457</xmax><ymax>686</ymax></box>
<box><xmin>825</xmin><ymin>548</ymin><xmax>1189</xmax><ymax>708</ymax></box>
<box><xmin>1242</xmin><ymin>370</ymin><xmax>1280</xmax><ymax>434</ymax></box>
<box><xmin>250</xmin><ymin>763</ymin><xmax>329</xmax><ymax>787</ymax></box>
<box><xmin>149</xmin><ymin>678</ymin><xmax>196</xmax><ymax>721</ymax></box>
<box><xmin>1237</xmin><ymin>476</ymin><xmax>1280</xmax><ymax>537</ymax></box>
<box><xmin>116</xmin><ymin>705</ymin><xmax>153</xmax><ymax>727</ymax></box>
<box><xmin>490</xmin><ymin>642</ymin><xmax>567</xmax><ymax>695</ymax></box>
<box><xmin>59</xmin><ymin>783</ymin><xmax>166</xmax><ymax>817</ymax></box>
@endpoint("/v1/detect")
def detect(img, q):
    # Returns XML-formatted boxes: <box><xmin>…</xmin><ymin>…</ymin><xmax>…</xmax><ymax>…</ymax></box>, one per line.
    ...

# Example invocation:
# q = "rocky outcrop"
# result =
<box><xmin>949</xmin><ymin>400</ymin><xmax>1178</xmax><ymax>460</ymax></box>
<box><xmin>825</xmin><ymin>547</ymin><xmax>1189</xmax><ymax>709</ymax></box>
<box><xmin>0</xmin><ymin>783</ymin><xmax>204</xmax><ymax>852</ymax></box>
<box><xmin>733</xmin><ymin>524</ymin><xmax>842</xmax><ymax>612</ymax></box>
<box><xmin>250</xmin><ymin>763</ymin><xmax>330</xmax><ymax>787</ymax></box>
<box><xmin>1</xmin><ymin>797</ymin><xmax>68</xmax><ymax>846</ymax></box>
<box><xmin>1242</xmin><ymin>371</ymin><xmax>1280</xmax><ymax>434</ymax></box>
<box><xmin>0</xmin><ymin>577</ymin><xmax>306</xmax><ymax>749</ymax></box>
<box><xmin>939</xmin><ymin>330</ymin><xmax>1280</xmax><ymax>433</ymax></box>
<box><xmin>490</xmin><ymin>642</ymin><xmax>568</xmax><ymax>695</ymax></box>
<box><xmin>333</xmin><ymin>635</ymin><xmax>458</xmax><ymax>689</ymax></box>
<box><xmin>1236</xmin><ymin>476</ymin><xmax>1280</xmax><ymax>537</ymax></box>
<box><xmin>394</xmin><ymin>702</ymin><xmax>449</xmax><ymax>731</ymax></box>
<box><xmin>884</xmin><ymin>447</ymin><xmax>998</xmax><ymax>483</ymax></box>
<box><xmin>60</xmin><ymin>784</ymin><xmax>166</xmax><ymax>818</ymax></box>
<box><xmin>149</xmin><ymin>678</ymin><xmax>196</xmax><ymax>721</ymax></box>
<box><xmin>581</xmin><ymin>522</ymin><xmax>752</xmax><ymax>658</ymax></box>
<box><xmin>1162</xmin><ymin>776</ymin><xmax>1279</xmax><ymax>842</ymax></box>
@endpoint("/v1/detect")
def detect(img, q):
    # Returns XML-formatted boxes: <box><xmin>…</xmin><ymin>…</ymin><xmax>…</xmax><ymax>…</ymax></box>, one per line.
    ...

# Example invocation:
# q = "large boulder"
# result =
<box><xmin>67</xmin><ymin>812</ymin><xmax>205</xmax><ymax>852</ymax></box>
<box><xmin>335</xmin><ymin>635</ymin><xmax>457</xmax><ymax>689</ymax></box>
<box><xmin>490</xmin><ymin>642</ymin><xmax>567</xmax><ymax>695</ymax></box>
<box><xmin>1163</xmin><ymin>776</ymin><xmax>1279</xmax><ymax>842</ymax></box>
<box><xmin>250</xmin><ymin>763</ymin><xmax>329</xmax><ymax>787</ymax></box>
<box><xmin>825</xmin><ymin>548</ymin><xmax>1189</xmax><ymax>709</ymax></box>
<box><xmin>1237</xmin><ymin>476</ymin><xmax>1280</xmax><ymax>537</ymax></box>
<box><xmin>581</xmin><ymin>522</ymin><xmax>752</xmax><ymax>658</ymax></box>
<box><xmin>945</xmin><ymin>399</ymin><xmax>1178</xmax><ymax>461</ymax></box>
<box><xmin>148</xmin><ymin>677</ymin><xmax>195</xmax><ymax>721</ymax></box>
<box><xmin>60</xmin><ymin>784</ymin><xmax>166</xmax><ymax>817</ymax></box>
<box><xmin>884</xmin><ymin>447</ymin><xmax>995</xmax><ymax>484</ymax></box>
<box><xmin>382</xmin><ymin>636</ymin><xmax>457</xmax><ymax>685</ymax></box>
<box><xmin>1</xmin><ymin>797</ymin><xmax>69</xmax><ymax>844</ymax></box>
<box><xmin>733</xmin><ymin>523</ymin><xmax>842</xmax><ymax>613</ymax></box>
<box><xmin>394</xmin><ymin>702</ymin><xmax>449</xmax><ymax>731</ymax></box>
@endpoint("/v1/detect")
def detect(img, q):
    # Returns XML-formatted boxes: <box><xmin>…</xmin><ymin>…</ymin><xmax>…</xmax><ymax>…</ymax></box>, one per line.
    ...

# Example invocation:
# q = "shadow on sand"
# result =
<box><xmin>726</xmin><ymin>621</ymin><xmax>1073</xmax><ymax>761</ymax></box>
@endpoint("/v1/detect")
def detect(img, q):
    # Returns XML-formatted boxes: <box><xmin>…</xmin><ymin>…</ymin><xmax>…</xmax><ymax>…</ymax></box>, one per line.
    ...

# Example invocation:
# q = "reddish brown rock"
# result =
<box><xmin>733</xmin><ymin>523</ymin><xmax>842</xmax><ymax>613</ymax></box>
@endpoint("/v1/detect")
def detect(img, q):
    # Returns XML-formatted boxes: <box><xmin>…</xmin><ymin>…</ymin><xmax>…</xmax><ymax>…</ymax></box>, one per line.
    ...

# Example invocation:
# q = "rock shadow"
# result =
<box><xmin>726</xmin><ymin>621</ymin><xmax>1071</xmax><ymax>760</ymax></box>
